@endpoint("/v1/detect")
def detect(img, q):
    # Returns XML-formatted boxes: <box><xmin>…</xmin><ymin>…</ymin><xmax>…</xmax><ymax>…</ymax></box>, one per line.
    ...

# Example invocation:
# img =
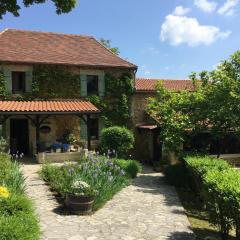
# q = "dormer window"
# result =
<box><xmin>87</xmin><ymin>75</ymin><xmax>98</xmax><ymax>95</ymax></box>
<box><xmin>12</xmin><ymin>71</ymin><xmax>26</xmax><ymax>94</ymax></box>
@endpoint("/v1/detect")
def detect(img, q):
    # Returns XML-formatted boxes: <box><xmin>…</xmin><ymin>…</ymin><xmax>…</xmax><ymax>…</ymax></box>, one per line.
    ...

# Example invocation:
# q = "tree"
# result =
<box><xmin>0</xmin><ymin>0</ymin><xmax>77</xmax><ymax>19</ymax></box>
<box><xmin>147</xmin><ymin>50</ymin><xmax>240</xmax><ymax>157</ymax></box>
<box><xmin>99</xmin><ymin>38</ymin><xmax>120</xmax><ymax>55</ymax></box>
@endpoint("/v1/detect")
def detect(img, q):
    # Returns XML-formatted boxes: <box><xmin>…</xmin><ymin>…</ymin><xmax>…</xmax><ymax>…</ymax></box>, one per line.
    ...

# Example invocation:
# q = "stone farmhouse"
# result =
<box><xmin>0</xmin><ymin>29</ymin><xmax>192</xmax><ymax>162</ymax></box>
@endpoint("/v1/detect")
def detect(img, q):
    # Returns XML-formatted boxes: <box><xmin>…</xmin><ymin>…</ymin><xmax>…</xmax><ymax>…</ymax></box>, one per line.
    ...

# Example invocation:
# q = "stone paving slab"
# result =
<box><xmin>22</xmin><ymin>164</ymin><xmax>195</xmax><ymax>240</ymax></box>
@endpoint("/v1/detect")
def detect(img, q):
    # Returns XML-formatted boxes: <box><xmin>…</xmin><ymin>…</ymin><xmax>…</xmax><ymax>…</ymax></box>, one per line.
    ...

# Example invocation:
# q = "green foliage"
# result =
<box><xmin>0</xmin><ymin>154</ymin><xmax>40</xmax><ymax>240</ymax></box>
<box><xmin>4</xmin><ymin>161</ymin><xmax>26</xmax><ymax>194</ymax></box>
<box><xmin>204</xmin><ymin>169</ymin><xmax>240</xmax><ymax>240</ymax></box>
<box><xmin>41</xmin><ymin>156</ymin><xmax>130</xmax><ymax>210</ymax></box>
<box><xmin>185</xmin><ymin>156</ymin><xmax>230</xmax><ymax>178</ymax></box>
<box><xmin>40</xmin><ymin>163</ymin><xmax>69</xmax><ymax>196</ymax></box>
<box><xmin>0</xmin><ymin>154</ymin><xmax>12</xmax><ymax>181</ymax></box>
<box><xmin>0</xmin><ymin>0</ymin><xmax>77</xmax><ymax>19</ymax></box>
<box><xmin>101</xmin><ymin>126</ymin><xmax>134</xmax><ymax>157</ymax></box>
<box><xmin>0</xmin><ymin>194</ymin><xmax>33</xmax><ymax>217</ymax></box>
<box><xmin>0</xmin><ymin>71</ymin><xmax>10</xmax><ymax>100</ymax></box>
<box><xmin>0</xmin><ymin>137</ymin><xmax>9</xmax><ymax>153</ymax></box>
<box><xmin>87</xmin><ymin>73</ymin><xmax>134</xmax><ymax>127</ymax></box>
<box><xmin>99</xmin><ymin>39</ymin><xmax>120</xmax><ymax>55</ymax></box>
<box><xmin>32</xmin><ymin>65</ymin><xmax>81</xmax><ymax>99</ymax></box>
<box><xmin>185</xmin><ymin>155</ymin><xmax>240</xmax><ymax>239</ymax></box>
<box><xmin>0</xmin><ymin>213</ymin><xmax>40</xmax><ymax>240</ymax></box>
<box><xmin>114</xmin><ymin>159</ymin><xmax>142</xmax><ymax>178</ymax></box>
<box><xmin>147</xmin><ymin>50</ymin><xmax>240</xmax><ymax>154</ymax></box>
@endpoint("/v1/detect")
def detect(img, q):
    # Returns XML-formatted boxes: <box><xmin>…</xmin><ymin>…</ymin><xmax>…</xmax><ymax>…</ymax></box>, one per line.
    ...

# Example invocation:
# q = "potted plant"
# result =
<box><xmin>64</xmin><ymin>133</ymin><xmax>77</xmax><ymax>152</ymax></box>
<box><xmin>65</xmin><ymin>180</ymin><xmax>97</xmax><ymax>215</ymax></box>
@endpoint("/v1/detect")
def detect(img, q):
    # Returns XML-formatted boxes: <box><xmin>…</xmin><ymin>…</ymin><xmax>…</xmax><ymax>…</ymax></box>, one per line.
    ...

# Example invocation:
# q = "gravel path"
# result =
<box><xmin>22</xmin><ymin>163</ymin><xmax>195</xmax><ymax>240</ymax></box>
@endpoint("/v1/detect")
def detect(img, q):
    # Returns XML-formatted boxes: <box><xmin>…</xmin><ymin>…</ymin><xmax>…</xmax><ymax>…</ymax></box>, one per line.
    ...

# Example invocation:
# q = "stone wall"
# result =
<box><xmin>131</xmin><ymin>92</ymin><xmax>156</xmax><ymax>161</ymax></box>
<box><xmin>131</xmin><ymin>92</ymin><xmax>155</xmax><ymax>126</ymax></box>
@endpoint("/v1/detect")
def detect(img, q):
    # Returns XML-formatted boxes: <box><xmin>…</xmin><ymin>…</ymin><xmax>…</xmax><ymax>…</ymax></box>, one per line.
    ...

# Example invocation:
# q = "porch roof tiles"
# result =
<box><xmin>0</xmin><ymin>100</ymin><xmax>99</xmax><ymax>114</ymax></box>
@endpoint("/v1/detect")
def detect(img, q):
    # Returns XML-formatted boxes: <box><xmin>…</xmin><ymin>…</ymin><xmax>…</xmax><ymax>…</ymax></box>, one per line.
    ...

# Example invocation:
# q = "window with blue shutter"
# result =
<box><xmin>98</xmin><ymin>74</ymin><xmax>105</xmax><ymax>97</ymax></box>
<box><xmin>80</xmin><ymin>74</ymin><xmax>87</xmax><ymax>97</ymax></box>
<box><xmin>25</xmin><ymin>70</ymin><xmax>33</xmax><ymax>93</ymax></box>
<box><xmin>3</xmin><ymin>68</ymin><xmax>12</xmax><ymax>94</ymax></box>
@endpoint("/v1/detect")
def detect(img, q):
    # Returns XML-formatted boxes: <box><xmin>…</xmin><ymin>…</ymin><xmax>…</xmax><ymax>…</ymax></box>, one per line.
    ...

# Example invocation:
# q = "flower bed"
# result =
<box><xmin>40</xmin><ymin>155</ymin><xmax>141</xmax><ymax>212</ymax></box>
<box><xmin>0</xmin><ymin>154</ymin><xmax>40</xmax><ymax>240</ymax></box>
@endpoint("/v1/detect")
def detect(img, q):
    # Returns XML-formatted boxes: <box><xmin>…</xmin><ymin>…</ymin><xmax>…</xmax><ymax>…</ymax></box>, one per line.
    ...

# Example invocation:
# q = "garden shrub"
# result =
<box><xmin>0</xmin><ymin>213</ymin><xmax>39</xmax><ymax>240</ymax></box>
<box><xmin>0</xmin><ymin>154</ymin><xmax>40</xmax><ymax>240</ymax></box>
<box><xmin>41</xmin><ymin>163</ymin><xmax>72</xmax><ymax>196</ymax></box>
<box><xmin>4</xmin><ymin>161</ymin><xmax>26</xmax><ymax>194</ymax></box>
<box><xmin>185</xmin><ymin>156</ymin><xmax>231</xmax><ymax>196</ymax></box>
<box><xmin>204</xmin><ymin>169</ymin><xmax>240</xmax><ymax>240</ymax></box>
<box><xmin>0</xmin><ymin>154</ymin><xmax>12</xmax><ymax>181</ymax></box>
<box><xmin>185</xmin><ymin>155</ymin><xmax>240</xmax><ymax>240</ymax></box>
<box><xmin>185</xmin><ymin>156</ymin><xmax>230</xmax><ymax>178</ymax></box>
<box><xmin>0</xmin><ymin>194</ymin><xmax>33</xmax><ymax>217</ymax></box>
<box><xmin>100</xmin><ymin>126</ymin><xmax>134</xmax><ymax>157</ymax></box>
<box><xmin>114</xmin><ymin>159</ymin><xmax>142</xmax><ymax>178</ymax></box>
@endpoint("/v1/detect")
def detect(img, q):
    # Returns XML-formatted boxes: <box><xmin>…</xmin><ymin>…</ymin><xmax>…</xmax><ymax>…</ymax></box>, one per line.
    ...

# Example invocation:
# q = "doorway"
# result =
<box><xmin>10</xmin><ymin>119</ymin><xmax>29</xmax><ymax>155</ymax></box>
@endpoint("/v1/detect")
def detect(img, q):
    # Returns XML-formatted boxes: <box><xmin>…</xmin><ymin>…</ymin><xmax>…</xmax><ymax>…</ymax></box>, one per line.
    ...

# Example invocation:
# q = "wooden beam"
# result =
<box><xmin>0</xmin><ymin>115</ymin><xmax>10</xmax><ymax>125</ymax></box>
<box><xmin>87</xmin><ymin>115</ymin><xmax>91</xmax><ymax>150</ymax></box>
<box><xmin>35</xmin><ymin>115</ymin><xmax>40</xmax><ymax>153</ymax></box>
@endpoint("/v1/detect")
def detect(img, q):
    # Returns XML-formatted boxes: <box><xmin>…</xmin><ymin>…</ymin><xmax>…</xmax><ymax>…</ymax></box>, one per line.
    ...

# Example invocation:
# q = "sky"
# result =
<box><xmin>0</xmin><ymin>0</ymin><xmax>239</xmax><ymax>79</ymax></box>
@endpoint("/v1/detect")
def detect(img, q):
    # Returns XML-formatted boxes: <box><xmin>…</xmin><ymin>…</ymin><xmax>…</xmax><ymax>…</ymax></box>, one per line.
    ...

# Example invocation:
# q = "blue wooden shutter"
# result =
<box><xmin>98</xmin><ymin>74</ymin><xmax>105</xmax><ymax>97</ymax></box>
<box><xmin>25</xmin><ymin>70</ymin><xmax>33</xmax><ymax>93</ymax></box>
<box><xmin>80</xmin><ymin>118</ymin><xmax>87</xmax><ymax>140</ymax></box>
<box><xmin>80</xmin><ymin>74</ymin><xmax>87</xmax><ymax>97</ymax></box>
<box><xmin>3</xmin><ymin>68</ymin><xmax>12</xmax><ymax>94</ymax></box>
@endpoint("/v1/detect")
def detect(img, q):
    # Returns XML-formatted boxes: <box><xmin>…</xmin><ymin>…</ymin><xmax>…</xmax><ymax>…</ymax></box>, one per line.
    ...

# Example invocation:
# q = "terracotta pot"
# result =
<box><xmin>65</xmin><ymin>194</ymin><xmax>94</xmax><ymax>215</ymax></box>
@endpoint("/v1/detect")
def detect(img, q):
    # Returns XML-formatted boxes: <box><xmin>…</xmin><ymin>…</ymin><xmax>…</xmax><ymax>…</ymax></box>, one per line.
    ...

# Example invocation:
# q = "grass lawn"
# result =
<box><xmin>177</xmin><ymin>189</ymin><xmax>235</xmax><ymax>240</ymax></box>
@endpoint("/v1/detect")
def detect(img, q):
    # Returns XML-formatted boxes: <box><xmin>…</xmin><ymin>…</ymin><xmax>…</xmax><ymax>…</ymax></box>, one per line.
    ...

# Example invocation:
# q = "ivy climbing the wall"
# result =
<box><xmin>87</xmin><ymin>73</ymin><xmax>134</xmax><ymax>127</ymax></box>
<box><xmin>0</xmin><ymin>70</ymin><xmax>10</xmax><ymax>100</ymax></box>
<box><xmin>32</xmin><ymin>65</ymin><xmax>81</xmax><ymax>99</ymax></box>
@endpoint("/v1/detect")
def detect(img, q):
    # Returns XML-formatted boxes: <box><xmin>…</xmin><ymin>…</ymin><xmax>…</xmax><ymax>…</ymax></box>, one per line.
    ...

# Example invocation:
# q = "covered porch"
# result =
<box><xmin>0</xmin><ymin>100</ymin><xmax>100</xmax><ymax>161</ymax></box>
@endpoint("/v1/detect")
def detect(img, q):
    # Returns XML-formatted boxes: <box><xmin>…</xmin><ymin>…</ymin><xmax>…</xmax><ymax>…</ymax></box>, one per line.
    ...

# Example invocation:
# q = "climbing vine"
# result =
<box><xmin>31</xmin><ymin>65</ymin><xmax>81</xmax><ymax>99</ymax></box>
<box><xmin>87</xmin><ymin>73</ymin><xmax>134</xmax><ymax>127</ymax></box>
<box><xmin>0</xmin><ymin>70</ymin><xmax>10</xmax><ymax>100</ymax></box>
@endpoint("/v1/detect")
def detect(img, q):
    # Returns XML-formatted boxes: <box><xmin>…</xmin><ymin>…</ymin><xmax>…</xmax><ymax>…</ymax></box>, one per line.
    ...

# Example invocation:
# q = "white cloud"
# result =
<box><xmin>173</xmin><ymin>6</ymin><xmax>191</xmax><ymax>16</ymax></box>
<box><xmin>160</xmin><ymin>13</ymin><xmax>231</xmax><ymax>46</ymax></box>
<box><xmin>141</xmin><ymin>65</ymin><xmax>151</xmax><ymax>75</ymax></box>
<box><xmin>218</xmin><ymin>0</ymin><xmax>239</xmax><ymax>16</ymax></box>
<box><xmin>194</xmin><ymin>0</ymin><xmax>217</xmax><ymax>13</ymax></box>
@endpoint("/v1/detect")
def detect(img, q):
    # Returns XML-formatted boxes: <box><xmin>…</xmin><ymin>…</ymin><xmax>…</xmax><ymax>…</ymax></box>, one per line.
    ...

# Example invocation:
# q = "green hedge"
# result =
<box><xmin>0</xmin><ymin>154</ymin><xmax>40</xmax><ymax>240</ymax></box>
<box><xmin>114</xmin><ymin>159</ymin><xmax>142</xmax><ymax>178</ymax></box>
<box><xmin>185</xmin><ymin>155</ymin><xmax>239</xmax><ymax>240</ymax></box>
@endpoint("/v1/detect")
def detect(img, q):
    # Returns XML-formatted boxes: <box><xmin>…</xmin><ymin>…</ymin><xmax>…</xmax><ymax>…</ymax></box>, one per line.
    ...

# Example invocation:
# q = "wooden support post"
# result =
<box><xmin>36</xmin><ymin>115</ymin><xmax>40</xmax><ymax>153</ymax></box>
<box><xmin>87</xmin><ymin>115</ymin><xmax>91</xmax><ymax>150</ymax></box>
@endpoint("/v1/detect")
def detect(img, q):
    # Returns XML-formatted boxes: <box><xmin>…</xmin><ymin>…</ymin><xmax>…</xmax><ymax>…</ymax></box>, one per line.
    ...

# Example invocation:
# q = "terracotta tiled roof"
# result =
<box><xmin>0</xmin><ymin>29</ymin><xmax>136</xmax><ymax>69</ymax></box>
<box><xmin>135</xmin><ymin>78</ymin><xmax>194</xmax><ymax>92</ymax></box>
<box><xmin>0</xmin><ymin>100</ymin><xmax>99</xmax><ymax>113</ymax></box>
